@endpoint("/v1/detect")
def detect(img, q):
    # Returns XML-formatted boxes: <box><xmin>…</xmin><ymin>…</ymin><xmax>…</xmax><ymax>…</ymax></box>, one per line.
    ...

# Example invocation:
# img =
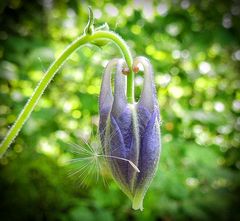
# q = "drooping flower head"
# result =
<box><xmin>99</xmin><ymin>57</ymin><xmax>161</xmax><ymax>210</ymax></box>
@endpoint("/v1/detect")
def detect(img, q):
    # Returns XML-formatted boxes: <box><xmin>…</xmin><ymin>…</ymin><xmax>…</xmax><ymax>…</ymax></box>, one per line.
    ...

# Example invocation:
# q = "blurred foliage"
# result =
<box><xmin>0</xmin><ymin>0</ymin><xmax>240</xmax><ymax>220</ymax></box>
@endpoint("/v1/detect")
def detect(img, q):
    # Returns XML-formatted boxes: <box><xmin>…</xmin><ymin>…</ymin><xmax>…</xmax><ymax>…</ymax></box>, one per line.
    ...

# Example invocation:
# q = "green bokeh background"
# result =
<box><xmin>0</xmin><ymin>0</ymin><xmax>240</xmax><ymax>220</ymax></box>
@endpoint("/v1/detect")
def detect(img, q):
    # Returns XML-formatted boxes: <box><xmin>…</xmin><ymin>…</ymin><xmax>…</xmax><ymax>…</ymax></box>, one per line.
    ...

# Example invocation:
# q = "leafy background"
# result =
<box><xmin>0</xmin><ymin>0</ymin><xmax>240</xmax><ymax>220</ymax></box>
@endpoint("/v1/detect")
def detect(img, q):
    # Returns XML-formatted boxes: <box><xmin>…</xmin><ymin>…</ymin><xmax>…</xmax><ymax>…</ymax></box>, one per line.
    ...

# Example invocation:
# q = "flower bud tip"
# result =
<box><xmin>133</xmin><ymin>65</ymin><xmax>139</xmax><ymax>73</ymax></box>
<box><xmin>122</xmin><ymin>67</ymin><xmax>130</xmax><ymax>75</ymax></box>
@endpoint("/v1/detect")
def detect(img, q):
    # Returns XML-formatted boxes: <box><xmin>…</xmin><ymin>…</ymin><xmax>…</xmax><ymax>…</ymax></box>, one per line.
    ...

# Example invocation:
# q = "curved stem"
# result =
<box><xmin>89</xmin><ymin>31</ymin><xmax>134</xmax><ymax>102</ymax></box>
<box><xmin>0</xmin><ymin>30</ymin><xmax>134</xmax><ymax>157</ymax></box>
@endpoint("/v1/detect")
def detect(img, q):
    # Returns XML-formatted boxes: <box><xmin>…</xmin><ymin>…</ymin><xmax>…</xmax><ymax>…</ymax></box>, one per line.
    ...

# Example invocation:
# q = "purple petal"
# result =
<box><xmin>99</xmin><ymin>56</ymin><xmax>161</xmax><ymax>210</ymax></box>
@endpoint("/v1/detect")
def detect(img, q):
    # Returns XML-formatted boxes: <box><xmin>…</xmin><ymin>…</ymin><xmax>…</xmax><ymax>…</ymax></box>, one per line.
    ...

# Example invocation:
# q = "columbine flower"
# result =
<box><xmin>99</xmin><ymin>56</ymin><xmax>161</xmax><ymax>210</ymax></box>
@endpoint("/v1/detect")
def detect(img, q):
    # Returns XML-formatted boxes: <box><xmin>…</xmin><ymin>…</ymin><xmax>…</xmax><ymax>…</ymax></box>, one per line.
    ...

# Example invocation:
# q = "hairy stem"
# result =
<box><xmin>0</xmin><ymin>30</ymin><xmax>134</xmax><ymax>157</ymax></box>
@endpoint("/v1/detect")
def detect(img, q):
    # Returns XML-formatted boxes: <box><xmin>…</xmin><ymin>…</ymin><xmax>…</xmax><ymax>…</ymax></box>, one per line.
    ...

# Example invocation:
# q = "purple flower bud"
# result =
<box><xmin>99</xmin><ymin>57</ymin><xmax>161</xmax><ymax>210</ymax></box>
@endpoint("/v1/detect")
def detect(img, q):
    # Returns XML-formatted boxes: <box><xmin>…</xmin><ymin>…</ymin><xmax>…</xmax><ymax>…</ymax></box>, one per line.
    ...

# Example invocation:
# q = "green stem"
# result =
<box><xmin>89</xmin><ymin>31</ymin><xmax>134</xmax><ymax>102</ymax></box>
<box><xmin>0</xmin><ymin>30</ymin><xmax>134</xmax><ymax>157</ymax></box>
